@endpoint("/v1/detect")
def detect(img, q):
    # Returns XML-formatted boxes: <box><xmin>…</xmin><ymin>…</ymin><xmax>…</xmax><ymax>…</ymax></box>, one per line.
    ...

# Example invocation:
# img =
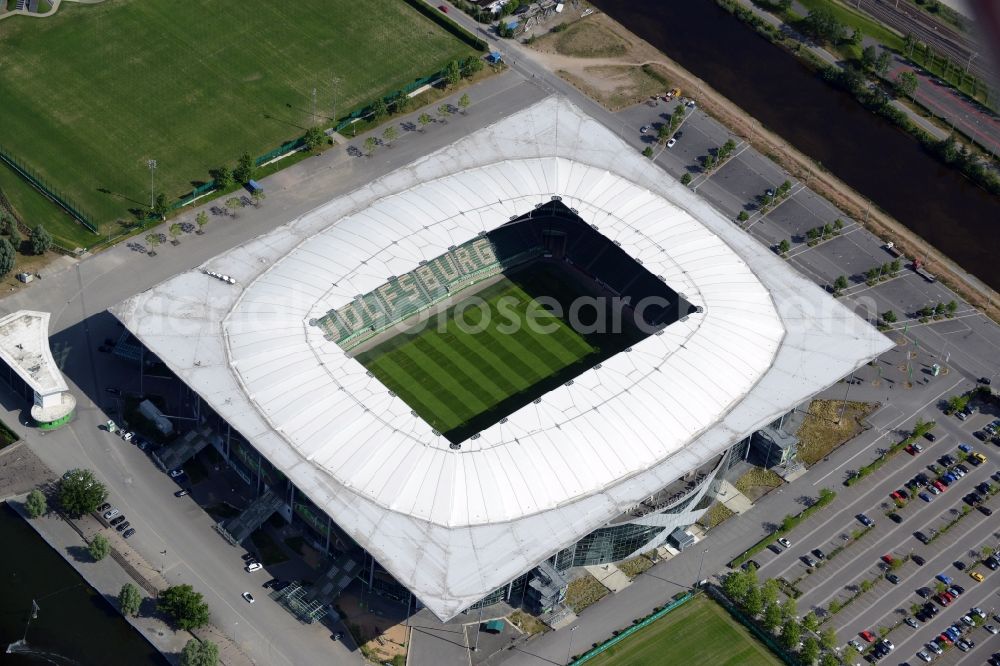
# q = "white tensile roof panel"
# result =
<box><xmin>114</xmin><ymin>97</ymin><xmax>892</xmax><ymax>620</ymax></box>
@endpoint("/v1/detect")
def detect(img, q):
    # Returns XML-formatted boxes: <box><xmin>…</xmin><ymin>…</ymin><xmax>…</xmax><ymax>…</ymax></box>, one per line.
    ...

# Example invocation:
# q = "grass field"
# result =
<box><xmin>0</xmin><ymin>0</ymin><xmax>473</xmax><ymax>236</ymax></box>
<box><xmin>0</xmin><ymin>163</ymin><xmax>96</xmax><ymax>249</ymax></box>
<box><xmin>587</xmin><ymin>596</ymin><xmax>780</xmax><ymax>666</ymax></box>
<box><xmin>356</xmin><ymin>269</ymin><xmax>600</xmax><ymax>440</ymax></box>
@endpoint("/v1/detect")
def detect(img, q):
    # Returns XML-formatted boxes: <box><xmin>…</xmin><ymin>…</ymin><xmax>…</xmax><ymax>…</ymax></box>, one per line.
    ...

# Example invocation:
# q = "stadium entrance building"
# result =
<box><xmin>114</xmin><ymin>97</ymin><xmax>892</xmax><ymax>620</ymax></box>
<box><xmin>0</xmin><ymin>310</ymin><xmax>76</xmax><ymax>430</ymax></box>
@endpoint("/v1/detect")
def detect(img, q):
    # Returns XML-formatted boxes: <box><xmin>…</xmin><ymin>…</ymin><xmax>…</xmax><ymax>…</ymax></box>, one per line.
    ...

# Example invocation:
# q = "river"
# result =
<box><xmin>590</xmin><ymin>0</ymin><xmax>1000</xmax><ymax>291</ymax></box>
<box><xmin>0</xmin><ymin>504</ymin><xmax>166</xmax><ymax>666</ymax></box>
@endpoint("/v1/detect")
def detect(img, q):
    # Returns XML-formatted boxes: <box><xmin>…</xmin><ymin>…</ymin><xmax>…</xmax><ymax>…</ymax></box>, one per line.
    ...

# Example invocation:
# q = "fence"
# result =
<box><xmin>0</xmin><ymin>146</ymin><xmax>97</xmax><ymax>233</ymax></box>
<box><xmin>400</xmin><ymin>0</ymin><xmax>489</xmax><ymax>51</ymax></box>
<box><xmin>0</xmin><ymin>184</ymin><xmax>78</xmax><ymax>256</ymax></box>
<box><xmin>569</xmin><ymin>592</ymin><xmax>695</xmax><ymax>665</ymax></box>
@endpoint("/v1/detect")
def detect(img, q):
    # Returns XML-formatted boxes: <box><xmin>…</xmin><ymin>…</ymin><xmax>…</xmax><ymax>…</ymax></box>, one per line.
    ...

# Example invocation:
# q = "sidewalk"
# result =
<box><xmin>7</xmin><ymin>495</ymin><xmax>253</xmax><ymax>666</ymax></box>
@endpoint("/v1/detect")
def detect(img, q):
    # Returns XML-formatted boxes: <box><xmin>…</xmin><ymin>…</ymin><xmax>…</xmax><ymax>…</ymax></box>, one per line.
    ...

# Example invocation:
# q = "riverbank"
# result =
<box><xmin>527</xmin><ymin>8</ymin><xmax>1000</xmax><ymax>320</ymax></box>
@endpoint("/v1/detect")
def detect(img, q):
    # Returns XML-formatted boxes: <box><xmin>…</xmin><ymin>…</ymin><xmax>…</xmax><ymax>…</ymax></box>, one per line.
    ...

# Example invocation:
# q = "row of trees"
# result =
<box><xmin>702</xmin><ymin>139</ymin><xmax>737</xmax><ymax>171</ymax></box>
<box><xmin>864</xmin><ymin>259</ymin><xmax>902</xmax><ymax>285</ymax></box>
<box><xmin>917</xmin><ymin>300</ymin><xmax>958</xmax><ymax>320</ymax></box>
<box><xmin>722</xmin><ymin>568</ymin><xmax>838</xmax><ymax>664</ymax></box>
<box><xmin>0</xmin><ymin>214</ymin><xmax>54</xmax><ymax>277</ymax></box>
<box><xmin>361</xmin><ymin>95</ymin><xmax>472</xmax><ymax>158</ymax></box>
<box><xmin>804</xmin><ymin>219</ymin><xmax>844</xmax><ymax>246</ymax></box>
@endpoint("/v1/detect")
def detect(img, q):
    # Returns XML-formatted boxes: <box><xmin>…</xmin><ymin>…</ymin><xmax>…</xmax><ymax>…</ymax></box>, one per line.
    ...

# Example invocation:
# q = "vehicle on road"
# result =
<box><xmin>122</xmin><ymin>528</ymin><xmax>135</xmax><ymax>538</ymax></box>
<box><xmin>245</xmin><ymin>562</ymin><xmax>262</xmax><ymax>572</ymax></box>
<box><xmin>666</xmin><ymin>138</ymin><xmax>676</xmax><ymax>148</ymax></box>
<box><xmin>242</xmin><ymin>592</ymin><xmax>255</xmax><ymax>604</ymax></box>
<box><xmin>777</xmin><ymin>537</ymin><xmax>791</xmax><ymax>548</ymax></box>
<box><xmin>174</xmin><ymin>489</ymin><xmax>188</xmax><ymax>497</ymax></box>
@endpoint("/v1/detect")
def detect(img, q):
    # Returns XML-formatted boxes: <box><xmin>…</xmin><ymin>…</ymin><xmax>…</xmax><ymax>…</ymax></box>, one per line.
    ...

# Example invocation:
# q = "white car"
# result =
<box><xmin>103</xmin><ymin>508</ymin><xmax>119</xmax><ymax>520</ymax></box>
<box><xmin>666</xmin><ymin>138</ymin><xmax>677</xmax><ymax>148</ymax></box>
<box><xmin>640</xmin><ymin>125</ymin><xmax>649</xmax><ymax>134</ymax></box>
<box><xmin>168</xmin><ymin>468</ymin><xmax>185</xmax><ymax>478</ymax></box>
<box><xmin>777</xmin><ymin>537</ymin><xmax>791</xmax><ymax>548</ymax></box>
<box><xmin>245</xmin><ymin>562</ymin><xmax>262</xmax><ymax>572</ymax></box>
<box><xmin>916</xmin><ymin>651</ymin><xmax>932</xmax><ymax>663</ymax></box>
<box><xmin>847</xmin><ymin>640</ymin><xmax>863</xmax><ymax>652</ymax></box>
<box><xmin>242</xmin><ymin>592</ymin><xmax>255</xmax><ymax>604</ymax></box>
<box><xmin>985</xmin><ymin>624</ymin><xmax>998</xmax><ymax>634</ymax></box>
<box><xmin>925</xmin><ymin>642</ymin><xmax>942</xmax><ymax>655</ymax></box>
<box><xmin>122</xmin><ymin>431</ymin><xmax>133</xmax><ymax>442</ymax></box>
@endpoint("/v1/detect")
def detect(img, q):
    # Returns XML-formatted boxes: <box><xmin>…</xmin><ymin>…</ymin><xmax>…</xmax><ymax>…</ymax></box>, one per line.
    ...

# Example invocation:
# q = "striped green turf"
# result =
<box><xmin>358</xmin><ymin>278</ymin><xmax>597</xmax><ymax>434</ymax></box>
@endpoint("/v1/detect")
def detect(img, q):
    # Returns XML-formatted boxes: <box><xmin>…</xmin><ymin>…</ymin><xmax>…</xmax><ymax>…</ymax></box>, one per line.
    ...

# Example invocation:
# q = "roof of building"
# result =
<box><xmin>0</xmin><ymin>310</ymin><xmax>69</xmax><ymax>395</ymax></box>
<box><xmin>113</xmin><ymin>97</ymin><xmax>892</xmax><ymax>620</ymax></box>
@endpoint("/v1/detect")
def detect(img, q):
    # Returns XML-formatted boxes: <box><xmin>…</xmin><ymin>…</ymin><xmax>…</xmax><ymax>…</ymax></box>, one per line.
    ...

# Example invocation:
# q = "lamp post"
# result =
<box><xmin>965</xmin><ymin>52</ymin><xmax>977</xmax><ymax>74</ymax></box>
<box><xmin>566</xmin><ymin>625</ymin><xmax>578</xmax><ymax>665</ymax></box>
<box><xmin>146</xmin><ymin>159</ymin><xmax>157</xmax><ymax>212</ymax></box>
<box><xmin>695</xmin><ymin>547</ymin><xmax>709</xmax><ymax>588</ymax></box>
<box><xmin>472</xmin><ymin>603</ymin><xmax>484</xmax><ymax>652</ymax></box>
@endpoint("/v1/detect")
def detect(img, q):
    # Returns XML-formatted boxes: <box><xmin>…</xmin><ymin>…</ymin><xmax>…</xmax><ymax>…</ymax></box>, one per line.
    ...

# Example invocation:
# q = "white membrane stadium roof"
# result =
<box><xmin>0</xmin><ymin>310</ymin><xmax>69</xmax><ymax>395</ymax></box>
<box><xmin>114</xmin><ymin>97</ymin><xmax>892</xmax><ymax>620</ymax></box>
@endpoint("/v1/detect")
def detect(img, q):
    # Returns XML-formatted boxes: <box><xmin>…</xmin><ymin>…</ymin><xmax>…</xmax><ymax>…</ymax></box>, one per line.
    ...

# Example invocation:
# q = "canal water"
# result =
<box><xmin>0</xmin><ymin>504</ymin><xmax>166</xmax><ymax>666</ymax></box>
<box><xmin>590</xmin><ymin>0</ymin><xmax>1000</xmax><ymax>291</ymax></box>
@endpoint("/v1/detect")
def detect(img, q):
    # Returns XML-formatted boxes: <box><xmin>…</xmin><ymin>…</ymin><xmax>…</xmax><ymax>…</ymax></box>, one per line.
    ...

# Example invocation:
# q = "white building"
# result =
<box><xmin>0</xmin><ymin>310</ymin><xmax>76</xmax><ymax>429</ymax></box>
<box><xmin>114</xmin><ymin>97</ymin><xmax>891</xmax><ymax>620</ymax></box>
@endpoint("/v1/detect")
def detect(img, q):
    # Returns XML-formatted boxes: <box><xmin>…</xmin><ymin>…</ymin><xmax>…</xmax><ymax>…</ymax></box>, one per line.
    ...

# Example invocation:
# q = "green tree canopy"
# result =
<box><xmin>59</xmin><ymin>469</ymin><xmax>108</xmax><ymax>517</ymax></box>
<box><xmin>458</xmin><ymin>93</ymin><xmax>471</xmax><ymax>113</ymax></box>
<box><xmin>180</xmin><ymin>638</ymin><xmax>219</xmax><ymax>666</ymax></box>
<box><xmin>778</xmin><ymin>239</ymin><xmax>791</xmax><ymax>254</ymax></box>
<box><xmin>446</xmin><ymin>60</ymin><xmax>462</xmax><ymax>86</ymax></box>
<box><xmin>802</xmin><ymin>611</ymin><xmax>819</xmax><ymax>633</ymax></box>
<box><xmin>234</xmin><ymin>152</ymin><xmax>255</xmax><ymax>184</ymax></box>
<box><xmin>304</xmin><ymin>126</ymin><xmax>325</xmax><ymax>150</ymax></box>
<box><xmin>819</xmin><ymin>627</ymin><xmax>837</xmax><ymax>651</ymax></box>
<box><xmin>418</xmin><ymin>113</ymin><xmax>433</xmax><ymax>131</ymax></box>
<box><xmin>25</xmin><ymin>489</ymin><xmax>47</xmax><ymax>518</ymax></box>
<box><xmin>0</xmin><ymin>238</ymin><xmax>15</xmax><ymax>276</ymax></box>
<box><xmin>159</xmin><ymin>585</ymin><xmax>210</xmax><ymax>630</ymax></box>
<box><xmin>802</xmin><ymin>9</ymin><xmax>846</xmax><ymax>43</ymax></box>
<box><xmin>371</xmin><ymin>98</ymin><xmax>389</xmax><ymax>122</ymax></box>
<box><xmin>89</xmin><ymin>533</ymin><xmax>111</xmax><ymax>561</ymax></box>
<box><xmin>363</xmin><ymin>136</ymin><xmax>378</xmax><ymax>156</ymax></box>
<box><xmin>119</xmin><ymin>582</ymin><xmax>142</xmax><ymax>617</ymax></box>
<box><xmin>763</xmin><ymin>602</ymin><xmax>782</xmax><ymax>632</ymax></box>
<box><xmin>29</xmin><ymin>224</ymin><xmax>53</xmax><ymax>256</ymax></box>
<box><xmin>801</xmin><ymin>636</ymin><xmax>820</xmax><ymax>664</ymax></box>
<box><xmin>680</xmin><ymin>173</ymin><xmax>692</xmax><ymax>185</ymax></box>
<box><xmin>382</xmin><ymin>125</ymin><xmax>398</xmax><ymax>146</ymax></box>
<box><xmin>894</xmin><ymin>71</ymin><xmax>919</xmax><ymax>98</ymax></box>
<box><xmin>213</xmin><ymin>166</ymin><xmax>234</xmax><ymax>190</ymax></box>
<box><xmin>779</xmin><ymin>618</ymin><xmax>801</xmax><ymax>650</ymax></box>
<box><xmin>833</xmin><ymin>275</ymin><xmax>848</xmax><ymax>292</ymax></box>
<box><xmin>196</xmin><ymin>211</ymin><xmax>208</xmax><ymax>231</ymax></box>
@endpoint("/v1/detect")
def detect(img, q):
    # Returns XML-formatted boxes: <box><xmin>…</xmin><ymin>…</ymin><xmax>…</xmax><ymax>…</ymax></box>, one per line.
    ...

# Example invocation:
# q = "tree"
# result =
<box><xmin>762</xmin><ymin>579</ymin><xmax>779</xmax><ymax>608</ymax></box>
<box><xmin>8</xmin><ymin>223</ymin><xmax>20</xmax><ymax>252</ymax></box>
<box><xmin>417</xmin><ymin>113</ymin><xmax>433</xmax><ymax>132</ymax></box>
<box><xmin>119</xmin><ymin>583</ymin><xmax>142</xmax><ymax>617</ymax></box>
<box><xmin>801</xmin><ymin>637</ymin><xmax>819</xmax><ymax>664</ymax></box>
<box><xmin>833</xmin><ymin>218</ymin><xmax>844</xmax><ymax>231</ymax></box>
<box><xmin>213</xmin><ymin>166</ymin><xmax>234</xmax><ymax>191</ymax></box>
<box><xmin>25</xmin><ymin>489</ymin><xmax>47</xmax><ymax>518</ymax></box>
<box><xmin>363</xmin><ymin>136</ymin><xmax>378</xmax><ymax>157</ymax></box>
<box><xmin>802</xmin><ymin>9</ymin><xmax>846</xmax><ymax>44</ymax></box>
<box><xmin>859</xmin><ymin>578</ymin><xmax>873</xmax><ymax>593</ymax></box>
<box><xmin>234</xmin><ymin>152</ymin><xmax>255</xmax><ymax>184</ymax></box>
<box><xmin>882</xmin><ymin>310</ymin><xmax>897</xmax><ymax>323</ymax></box>
<box><xmin>169</xmin><ymin>223</ymin><xmax>182</xmax><ymax>244</ymax></box>
<box><xmin>833</xmin><ymin>275</ymin><xmax>848</xmax><ymax>293</ymax></box>
<box><xmin>737</xmin><ymin>210</ymin><xmax>749</xmax><ymax>222</ymax></box>
<box><xmin>446</xmin><ymin>60</ymin><xmax>462</xmax><ymax>87</ymax></box>
<box><xmin>723</xmin><ymin>570</ymin><xmax>754</xmax><ymax>604</ymax></box>
<box><xmin>304</xmin><ymin>126</ymin><xmax>325</xmax><ymax>151</ymax></box>
<box><xmin>743</xmin><ymin>584</ymin><xmax>764</xmax><ymax>617</ymax></box>
<box><xmin>392</xmin><ymin>90</ymin><xmax>410</xmax><ymax>114</ymax></box>
<box><xmin>158</xmin><ymin>585</ymin><xmax>210</xmax><ymax>630</ymax></box>
<box><xmin>819</xmin><ymin>627</ymin><xmax>837</xmax><ymax>651</ymax></box>
<box><xmin>779</xmin><ymin>618</ymin><xmax>801</xmax><ymax>650</ymax></box>
<box><xmin>180</xmin><ymin>639</ymin><xmax>219</xmax><ymax>666</ymax></box>
<box><xmin>657</xmin><ymin>124</ymin><xmax>671</xmax><ymax>144</ymax></box>
<box><xmin>680</xmin><ymin>173</ymin><xmax>692</xmax><ymax>185</ymax></box>
<box><xmin>889</xmin><ymin>258</ymin><xmax>901</xmax><ymax>273</ymax></box>
<box><xmin>59</xmin><ymin>469</ymin><xmax>107</xmax><ymax>517</ymax></box>
<box><xmin>875</xmin><ymin>50</ymin><xmax>892</xmax><ymax>77</ymax></box>
<box><xmin>861</xmin><ymin>45</ymin><xmax>878</xmax><ymax>72</ymax></box>
<box><xmin>462</xmin><ymin>55</ymin><xmax>484</xmax><ymax>77</ymax></box>
<box><xmin>820</xmin><ymin>654</ymin><xmax>839</xmax><ymax>666</ymax></box>
<box><xmin>371</xmin><ymin>98</ymin><xmax>389</xmax><ymax>122</ymax></box>
<box><xmin>894</xmin><ymin>71</ymin><xmax>919</xmax><ymax>100</ymax></box>
<box><xmin>763</xmin><ymin>602</ymin><xmax>783</xmax><ymax>632</ymax></box>
<box><xmin>702</xmin><ymin>154</ymin><xmax>716</xmax><ymax>170</ymax></box>
<box><xmin>153</xmin><ymin>193</ymin><xmax>169</xmax><ymax>220</ymax></box>
<box><xmin>89</xmin><ymin>533</ymin><xmax>111</xmax><ymax>561</ymax></box>
<box><xmin>437</xmin><ymin>103</ymin><xmax>452</xmax><ymax>121</ymax></box>
<box><xmin>802</xmin><ymin>611</ymin><xmax>819</xmax><ymax>633</ymax></box>
<box><xmin>382</xmin><ymin>125</ymin><xmax>398</xmax><ymax>148</ymax></box>
<box><xmin>778</xmin><ymin>239</ymin><xmax>791</xmax><ymax>255</ymax></box>
<box><xmin>642</xmin><ymin>146</ymin><xmax>654</xmax><ymax>159</ymax></box>
<box><xmin>27</xmin><ymin>223</ymin><xmax>52</xmax><ymax>256</ymax></box>
<box><xmin>781</xmin><ymin>597</ymin><xmax>797</xmax><ymax>622</ymax></box>
<box><xmin>225</xmin><ymin>197</ymin><xmax>242</xmax><ymax>218</ymax></box>
<box><xmin>934</xmin><ymin>302</ymin><xmax>946</xmax><ymax>316</ymax></box>
<box><xmin>251</xmin><ymin>190</ymin><xmax>265</xmax><ymax>208</ymax></box>
<box><xmin>458</xmin><ymin>93</ymin><xmax>471</xmax><ymax>114</ymax></box>
<box><xmin>982</xmin><ymin>545</ymin><xmax>995</xmax><ymax>559</ymax></box>
<box><xmin>946</xmin><ymin>300</ymin><xmax>958</xmax><ymax>315</ymax></box>
<box><xmin>196</xmin><ymin>211</ymin><xmax>208</xmax><ymax>233</ymax></box>
<box><xmin>146</xmin><ymin>233</ymin><xmax>161</xmax><ymax>255</ymax></box>
<box><xmin>850</xmin><ymin>27</ymin><xmax>863</xmax><ymax>46</ymax></box>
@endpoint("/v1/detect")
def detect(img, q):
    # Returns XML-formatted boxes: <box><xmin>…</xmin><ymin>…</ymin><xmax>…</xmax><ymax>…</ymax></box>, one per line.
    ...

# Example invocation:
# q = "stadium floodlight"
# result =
<box><xmin>146</xmin><ymin>159</ymin><xmax>157</xmax><ymax>212</ymax></box>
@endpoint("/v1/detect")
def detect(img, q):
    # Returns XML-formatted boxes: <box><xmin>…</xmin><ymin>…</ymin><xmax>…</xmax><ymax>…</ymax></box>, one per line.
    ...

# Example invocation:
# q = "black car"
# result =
<box><xmin>912</xmin><ymin>555</ymin><xmax>926</xmax><ymax>566</ymax></box>
<box><xmin>811</xmin><ymin>548</ymin><xmax>825</xmax><ymax>560</ymax></box>
<box><xmin>742</xmin><ymin>560</ymin><xmax>760</xmax><ymax>571</ymax></box>
<box><xmin>97</xmin><ymin>503</ymin><xmax>111</xmax><ymax>513</ymax></box>
<box><xmin>976</xmin><ymin>430</ymin><xmax>989</xmax><ymax>441</ymax></box>
<box><xmin>954</xmin><ymin>560</ymin><xmax>967</xmax><ymax>570</ymax></box>
<box><xmin>906</xmin><ymin>479</ymin><xmax>921</xmax><ymax>490</ymax></box>
<box><xmin>956</xmin><ymin>464</ymin><xmax>970</xmax><ymax>474</ymax></box>
<box><xmin>916</xmin><ymin>473</ymin><xmax>930</xmax><ymax>485</ymax></box>
<box><xmin>110</xmin><ymin>515</ymin><xmax>126</xmax><ymax>526</ymax></box>
<box><xmin>263</xmin><ymin>578</ymin><xmax>279</xmax><ymax>589</ymax></box>
<box><xmin>857</xmin><ymin>513</ymin><xmax>874</xmax><ymax>527</ymax></box>
<box><xmin>924</xmin><ymin>432</ymin><xmax>937</xmax><ymax>442</ymax></box>
<box><xmin>242</xmin><ymin>553</ymin><xmax>256</xmax><ymax>562</ymax></box>
<box><xmin>951</xmin><ymin>584</ymin><xmax>965</xmax><ymax>594</ymax></box>
<box><xmin>985</xmin><ymin>557</ymin><xmax>999</xmax><ymax>570</ymax></box>
<box><xmin>979</xmin><ymin>505</ymin><xmax>994</xmax><ymax>516</ymax></box>
<box><xmin>917</xmin><ymin>587</ymin><xmax>932</xmax><ymax>598</ymax></box>
<box><xmin>116</xmin><ymin>521</ymin><xmax>130</xmax><ymax>532</ymax></box>
<box><xmin>889</xmin><ymin>513</ymin><xmax>903</xmax><ymax>524</ymax></box>
<box><xmin>978</xmin><ymin>377</ymin><xmax>992</xmax><ymax>385</ymax></box>
<box><xmin>914</xmin><ymin>531</ymin><xmax>930</xmax><ymax>544</ymax></box>
<box><xmin>964</xmin><ymin>494</ymin><xmax>980</xmax><ymax>507</ymax></box>
<box><xmin>886</xmin><ymin>573</ymin><xmax>900</xmax><ymax>584</ymax></box>
<box><xmin>123</xmin><ymin>528</ymin><xmax>135</xmax><ymax>538</ymax></box>
<box><xmin>976</xmin><ymin>482</ymin><xmax>991</xmax><ymax>495</ymax></box>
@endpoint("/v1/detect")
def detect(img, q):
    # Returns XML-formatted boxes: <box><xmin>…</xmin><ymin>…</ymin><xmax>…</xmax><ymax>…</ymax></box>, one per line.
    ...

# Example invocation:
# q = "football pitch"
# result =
<box><xmin>0</xmin><ymin>0</ymin><xmax>473</xmax><ymax>239</ymax></box>
<box><xmin>587</xmin><ymin>596</ymin><xmax>780</xmax><ymax>666</ymax></box>
<box><xmin>355</xmin><ymin>271</ymin><xmax>602</xmax><ymax>440</ymax></box>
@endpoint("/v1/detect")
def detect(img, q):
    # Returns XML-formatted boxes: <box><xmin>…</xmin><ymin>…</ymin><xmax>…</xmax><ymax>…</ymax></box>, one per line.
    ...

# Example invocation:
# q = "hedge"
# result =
<box><xmin>729</xmin><ymin>489</ymin><xmax>836</xmax><ymax>568</ymax></box>
<box><xmin>845</xmin><ymin>422</ymin><xmax>935</xmax><ymax>487</ymax></box>
<box><xmin>401</xmin><ymin>0</ymin><xmax>488</xmax><ymax>51</ymax></box>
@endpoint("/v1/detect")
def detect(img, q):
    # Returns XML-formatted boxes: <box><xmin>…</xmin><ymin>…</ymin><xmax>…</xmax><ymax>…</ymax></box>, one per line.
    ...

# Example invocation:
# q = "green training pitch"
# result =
<box><xmin>355</xmin><ymin>267</ymin><xmax>606</xmax><ymax>442</ymax></box>
<box><xmin>587</xmin><ymin>596</ymin><xmax>780</xmax><ymax>666</ymax></box>
<box><xmin>0</xmin><ymin>0</ymin><xmax>473</xmax><ymax>236</ymax></box>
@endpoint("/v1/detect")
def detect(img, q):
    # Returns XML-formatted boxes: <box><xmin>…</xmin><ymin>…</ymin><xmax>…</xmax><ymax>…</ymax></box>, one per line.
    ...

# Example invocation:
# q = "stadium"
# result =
<box><xmin>113</xmin><ymin>97</ymin><xmax>892</xmax><ymax>621</ymax></box>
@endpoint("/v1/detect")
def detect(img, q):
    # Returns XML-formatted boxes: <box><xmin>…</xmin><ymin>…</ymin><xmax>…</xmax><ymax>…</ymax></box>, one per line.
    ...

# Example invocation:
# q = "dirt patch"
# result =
<box><xmin>696</xmin><ymin>501</ymin><xmax>735</xmax><ymax>529</ymax></box>
<box><xmin>617</xmin><ymin>554</ymin><xmax>655</xmax><ymax>579</ymax></box>
<box><xmin>796</xmin><ymin>399</ymin><xmax>878</xmax><ymax>465</ymax></box>
<box><xmin>508</xmin><ymin>610</ymin><xmax>547</xmax><ymax>635</ymax></box>
<box><xmin>338</xmin><ymin>593</ymin><xmax>408</xmax><ymax>664</ymax></box>
<box><xmin>564</xmin><ymin>573</ymin><xmax>608</xmax><ymax>613</ymax></box>
<box><xmin>552</xmin><ymin>21</ymin><xmax>630</xmax><ymax>58</ymax></box>
<box><xmin>734</xmin><ymin>466</ymin><xmax>784</xmax><ymax>502</ymax></box>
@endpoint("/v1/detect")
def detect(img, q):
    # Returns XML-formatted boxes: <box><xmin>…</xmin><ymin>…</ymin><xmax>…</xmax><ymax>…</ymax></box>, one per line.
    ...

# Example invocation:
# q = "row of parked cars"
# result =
<box><xmin>98</xmin><ymin>502</ymin><xmax>136</xmax><ymax>539</ymax></box>
<box><xmin>915</xmin><ymin>606</ymin><xmax>996</xmax><ymax>661</ymax></box>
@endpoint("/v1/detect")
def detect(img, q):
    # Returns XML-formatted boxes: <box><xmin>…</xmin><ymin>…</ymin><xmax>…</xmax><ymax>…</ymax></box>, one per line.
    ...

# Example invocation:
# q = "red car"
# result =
<box><xmin>933</xmin><ymin>480</ymin><xmax>946</xmax><ymax>492</ymax></box>
<box><xmin>860</xmin><ymin>630</ymin><xmax>876</xmax><ymax>642</ymax></box>
<box><xmin>937</xmin><ymin>593</ymin><xmax>952</xmax><ymax>606</ymax></box>
<box><xmin>938</xmin><ymin>633</ymin><xmax>953</xmax><ymax>644</ymax></box>
<box><xmin>437</xmin><ymin>4</ymin><xmax>448</xmax><ymax>11</ymax></box>
<box><xmin>890</xmin><ymin>491</ymin><xmax>904</xmax><ymax>501</ymax></box>
<box><xmin>881</xmin><ymin>554</ymin><xmax>895</xmax><ymax>564</ymax></box>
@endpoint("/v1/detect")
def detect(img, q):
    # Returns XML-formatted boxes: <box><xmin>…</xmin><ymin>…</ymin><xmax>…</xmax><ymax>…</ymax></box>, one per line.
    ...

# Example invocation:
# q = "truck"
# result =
<box><xmin>883</xmin><ymin>241</ymin><xmax>903</xmax><ymax>258</ymax></box>
<box><xmin>912</xmin><ymin>257</ymin><xmax>937</xmax><ymax>283</ymax></box>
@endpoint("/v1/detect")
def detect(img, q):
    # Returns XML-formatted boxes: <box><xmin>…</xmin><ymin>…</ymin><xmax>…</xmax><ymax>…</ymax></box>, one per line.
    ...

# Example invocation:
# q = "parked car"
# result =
<box><xmin>245</xmin><ymin>562</ymin><xmax>262</xmax><ymax>572</ymax></box>
<box><xmin>168</xmin><ymin>468</ymin><xmax>185</xmax><ymax>478</ymax></box>
<box><xmin>103</xmin><ymin>508</ymin><xmax>119</xmax><ymax>520</ymax></box>
<box><xmin>915</xmin><ymin>531</ymin><xmax>930</xmax><ymax>544</ymax></box>
<box><xmin>640</xmin><ymin>125</ymin><xmax>649</xmax><ymax>134</ymax></box>
<box><xmin>802</xmin><ymin>555</ymin><xmax>818</xmax><ymax>567</ymax></box>
<box><xmin>954</xmin><ymin>560</ymin><xmax>967</xmax><ymax>570</ymax></box>
<box><xmin>918</xmin><ymin>491</ymin><xmax>932</xmax><ymax>502</ymax></box>
<box><xmin>950</xmin><ymin>584</ymin><xmax>965</xmax><ymax>594</ymax></box>
<box><xmin>859</xmin><ymin>630</ymin><xmax>876</xmax><ymax>642</ymax></box>
<box><xmin>666</xmin><ymin>138</ymin><xmax>677</xmax><ymax>148</ymax></box>
<box><xmin>987</xmin><ymin>506</ymin><xmax>999</xmax><ymax>517</ymax></box>
<box><xmin>242</xmin><ymin>592</ymin><xmax>255</xmax><ymax>604</ymax></box>
<box><xmin>958</xmin><ymin>443</ymin><xmax>973</xmax><ymax>454</ymax></box>
<box><xmin>916</xmin><ymin>650</ymin><xmax>932</xmax><ymax>662</ymax></box>
<box><xmin>886</xmin><ymin>573</ymin><xmax>900</xmax><ymax>584</ymax></box>
<box><xmin>970</xmin><ymin>571</ymin><xmax>985</xmax><ymax>582</ymax></box>
<box><xmin>925</xmin><ymin>641</ymin><xmax>942</xmax><ymax>655</ymax></box>
<box><xmin>97</xmin><ymin>503</ymin><xmax>111</xmax><ymax>513</ymax></box>
<box><xmin>912</xmin><ymin>554</ymin><xmax>926</xmax><ymax>566</ymax></box>
<box><xmin>116</xmin><ymin>521</ymin><xmax>130</xmax><ymax>532</ymax></box>
<box><xmin>916</xmin><ymin>587</ymin><xmax>932</xmax><ymax>598</ymax></box>
<box><xmin>924</xmin><ymin>432</ymin><xmax>937</xmax><ymax>442</ymax></box>
<box><xmin>848</xmin><ymin>639</ymin><xmax>864</xmax><ymax>652</ymax></box>
<box><xmin>936</xmin><ymin>573</ymin><xmax>953</xmax><ymax>584</ymax></box>
<box><xmin>776</xmin><ymin>537</ymin><xmax>791</xmax><ymax>548</ymax></box>
<box><xmin>742</xmin><ymin>560</ymin><xmax>760</xmax><ymax>571</ymax></box>
<box><xmin>122</xmin><ymin>528</ymin><xmax>135</xmax><ymax>538</ymax></box>
<box><xmin>811</xmin><ymin>548</ymin><xmax>825</xmax><ymax>560</ymax></box>
<box><xmin>905</xmin><ymin>617</ymin><xmax>920</xmax><ymax>628</ymax></box>
<box><xmin>857</xmin><ymin>514</ymin><xmax>874</xmax><ymax>527</ymax></box>
<box><xmin>174</xmin><ymin>489</ymin><xmax>188</xmax><ymax>498</ymax></box>
<box><xmin>985</xmin><ymin>624</ymin><xmax>998</xmax><ymax>634</ymax></box>
<box><xmin>110</xmin><ymin>515</ymin><xmax>126</xmax><ymax>526</ymax></box>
